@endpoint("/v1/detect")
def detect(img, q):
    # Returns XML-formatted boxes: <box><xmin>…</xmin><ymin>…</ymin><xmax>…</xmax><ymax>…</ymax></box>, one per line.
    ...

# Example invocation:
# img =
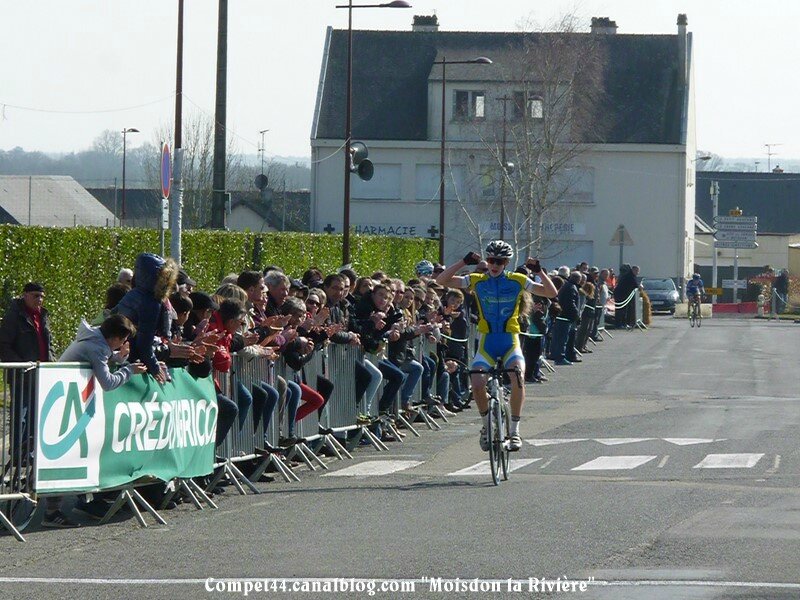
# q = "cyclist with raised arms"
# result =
<box><xmin>686</xmin><ymin>273</ymin><xmax>705</xmax><ymax>314</ymax></box>
<box><xmin>436</xmin><ymin>241</ymin><xmax>557</xmax><ymax>451</ymax></box>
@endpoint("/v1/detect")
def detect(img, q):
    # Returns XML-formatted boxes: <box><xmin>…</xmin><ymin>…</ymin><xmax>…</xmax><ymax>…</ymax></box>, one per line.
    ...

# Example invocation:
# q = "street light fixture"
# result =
<box><xmin>434</xmin><ymin>56</ymin><xmax>493</xmax><ymax>263</ymax></box>
<box><xmin>336</xmin><ymin>0</ymin><xmax>411</xmax><ymax>266</ymax></box>
<box><xmin>121</xmin><ymin>127</ymin><xmax>140</xmax><ymax>221</ymax></box>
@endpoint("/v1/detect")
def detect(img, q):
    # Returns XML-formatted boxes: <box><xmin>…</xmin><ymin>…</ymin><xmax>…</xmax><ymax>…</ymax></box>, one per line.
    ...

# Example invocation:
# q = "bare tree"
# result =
<box><xmin>480</xmin><ymin>14</ymin><xmax>604</xmax><ymax>259</ymax></box>
<box><xmin>145</xmin><ymin>112</ymin><xmax>245</xmax><ymax>228</ymax></box>
<box><xmin>92</xmin><ymin>129</ymin><xmax>123</xmax><ymax>157</ymax></box>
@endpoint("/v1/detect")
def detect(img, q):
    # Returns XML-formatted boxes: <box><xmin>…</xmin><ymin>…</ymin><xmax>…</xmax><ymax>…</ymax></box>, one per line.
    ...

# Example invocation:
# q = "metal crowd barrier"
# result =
<box><xmin>1</xmin><ymin>363</ymin><xmax>39</xmax><ymax>542</ymax></box>
<box><xmin>634</xmin><ymin>290</ymin><xmax>647</xmax><ymax>330</ymax></box>
<box><xmin>274</xmin><ymin>352</ymin><xmax>330</xmax><ymax>470</ymax></box>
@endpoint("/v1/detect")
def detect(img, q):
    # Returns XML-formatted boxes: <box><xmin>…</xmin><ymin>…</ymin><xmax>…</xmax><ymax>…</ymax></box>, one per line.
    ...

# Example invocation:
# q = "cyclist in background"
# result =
<box><xmin>436</xmin><ymin>241</ymin><xmax>557</xmax><ymax>452</ymax></box>
<box><xmin>686</xmin><ymin>273</ymin><xmax>705</xmax><ymax>315</ymax></box>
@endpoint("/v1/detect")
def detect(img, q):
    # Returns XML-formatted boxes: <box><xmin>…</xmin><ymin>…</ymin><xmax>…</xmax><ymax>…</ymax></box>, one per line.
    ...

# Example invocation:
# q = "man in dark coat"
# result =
<box><xmin>0</xmin><ymin>282</ymin><xmax>54</xmax><ymax>363</ymax></box>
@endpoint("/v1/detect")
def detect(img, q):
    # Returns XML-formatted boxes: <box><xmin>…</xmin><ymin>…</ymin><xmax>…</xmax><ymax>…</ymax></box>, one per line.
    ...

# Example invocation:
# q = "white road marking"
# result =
<box><xmin>657</xmin><ymin>455</ymin><xmax>670</xmax><ymax>468</ymax></box>
<box><xmin>539</xmin><ymin>456</ymin><xmax>557</xmax><ymax>469</ymax></box>
<box><xmin>693</xmin><ymin>453</ymin><xmax>764</xmax><ymax>469</ymax></box>
<box><xmin>594</xmin><ymin>438</ymin><xmax>654</xmax><ymax>446</ymax></box>
<box><xmin>572</xmin><ymin>455</ymin><xmax>658</xmax><ymax>471</ymax></box>
<box><xmin>323</xmin><ymin>460</ymin><xmax>423</xmax><ymax>477</ymax></box>
<box><xmin>447</xmin><ymin>458</ymin><xmax>541</xmax><ymax>476</ymax></box>
<box><xmin>662</xmin><ymin>438</ymin><xmax>724</xmax><ymax>445</ymax></box>
<box><xmin>525</xmin><ymin>438</ymin><xmax>587</xmax><ymax>447</ymax></box>
<box><xmin>767</xmin><ymin>454</ymin><xmax>781</xmax><ymax>474</ymax></box>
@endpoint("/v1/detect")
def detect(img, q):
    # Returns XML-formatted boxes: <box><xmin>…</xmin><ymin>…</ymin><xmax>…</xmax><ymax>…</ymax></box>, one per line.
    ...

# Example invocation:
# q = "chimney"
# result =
<box><xmin>590</xmin><ymin>17</ymin><xmax>617</xmax><ymax>34</ymax></box>
<box><xmin>677</xmin><ymin>14</ymin><xmax>688</xmax><ymax>89</ymax></box>
<box><xmin>412</xmin><ymin>14</ymin><xmax>439</xmax><ymax>32</ymax></box>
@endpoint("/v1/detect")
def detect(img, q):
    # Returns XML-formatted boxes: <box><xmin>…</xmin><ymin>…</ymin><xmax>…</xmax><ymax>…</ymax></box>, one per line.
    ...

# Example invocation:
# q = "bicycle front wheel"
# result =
<box><xmin>487</xmin><ymin>398</ymin><xmax>500</xmax><ymax>486</ymax></box>
<box><xmin>499</xmin><ymin>400</ymin><xmax>510</xmax><ymax>481</ymax></box>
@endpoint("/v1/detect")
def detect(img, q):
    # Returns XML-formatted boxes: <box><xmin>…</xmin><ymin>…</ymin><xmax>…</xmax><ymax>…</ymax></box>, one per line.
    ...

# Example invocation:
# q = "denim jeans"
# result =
<box><xmin>421</xmin><ymin>355</ymin><xmax>437</xmax><ymax>399</ymax></box>
<box><xmin>377</xmin><ymin>359</ymin><xmax>405</xmax><ymax>414</ymax></box>
<box><xmin>357</xmin><ymin>358</ymin><xmax>383</xmax><ymax>414</ymax></box>
<box><xmin>215</xmin><ymin>393</ymin><xmax>239</xmax><ymax>446</ymax></box>
<box><xmin>396</xmin><ymin>359</ymin><xmax>423</xmax><ymax>408</ymax></box>
<box><xmin>283</xmin><ymin>380</ymin><xmax>302</xmax><ymax>436</ymax></box>
<box><xmin>251</xmin><ymin>381</ymin><xmax>279</xmax><ymax>442</ymax></box>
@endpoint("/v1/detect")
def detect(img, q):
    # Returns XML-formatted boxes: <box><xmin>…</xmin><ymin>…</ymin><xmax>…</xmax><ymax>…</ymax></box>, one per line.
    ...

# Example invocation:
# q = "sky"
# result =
<box><xmin>2</xmin><ymin>0</ymin><xmax>799</xmax><ymax>163</ymax></box>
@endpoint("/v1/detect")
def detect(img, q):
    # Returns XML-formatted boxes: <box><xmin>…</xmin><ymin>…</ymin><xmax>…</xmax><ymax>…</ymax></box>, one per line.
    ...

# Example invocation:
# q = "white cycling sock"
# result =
<box><xmin>510</xmin><ymin>416</ymin><xmax>521</xmax><ymax>437</ymax></box>
<box><xmin>480</xmin><ymin>410</ymin><xmax>489</xmax><ymax>429</ymax></box>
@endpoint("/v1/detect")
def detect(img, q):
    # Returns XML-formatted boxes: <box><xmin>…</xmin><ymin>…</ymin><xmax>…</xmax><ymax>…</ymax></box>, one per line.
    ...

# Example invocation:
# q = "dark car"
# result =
<box><xmin>642</xmin><ymin>278</ymin><xmax>680</xmax><ymax>314</ymax></box>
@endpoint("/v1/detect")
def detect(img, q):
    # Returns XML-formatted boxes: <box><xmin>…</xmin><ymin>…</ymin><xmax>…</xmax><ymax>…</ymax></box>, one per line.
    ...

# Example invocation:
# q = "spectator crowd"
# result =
<box><xmin>1</xmin><ymin>251</ymin><xmax>631</xmax><ymax>529</ymax></box>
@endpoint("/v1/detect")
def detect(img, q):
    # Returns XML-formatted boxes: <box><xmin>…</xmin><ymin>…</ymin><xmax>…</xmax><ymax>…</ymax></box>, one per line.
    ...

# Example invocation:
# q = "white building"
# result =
<box><xmin>310</xmin><ymin>15</ymin><xmax>696</xmax><ymax>279</ymax></box>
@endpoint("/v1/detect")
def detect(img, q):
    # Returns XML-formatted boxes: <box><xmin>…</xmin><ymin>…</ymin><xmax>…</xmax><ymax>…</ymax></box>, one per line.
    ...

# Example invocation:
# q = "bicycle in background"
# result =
<box><xmin>689</xmin><ymin>293</ymin><xmax>703</xmax><ymax>327</ymax></box>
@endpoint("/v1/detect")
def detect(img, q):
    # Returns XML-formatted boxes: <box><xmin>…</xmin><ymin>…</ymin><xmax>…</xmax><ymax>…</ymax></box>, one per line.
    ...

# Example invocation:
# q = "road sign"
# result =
<box><xmin>722</xmin><ymin>279</ymin><xmax>748</xmax><ymax>289</ymax></box>
<box><xmin>705</xmin><ymin>287</ymin><xmax>723</xmax><ymax>295</ymax></box>
<box><xmin>714</xmin><ymin>215</ymin><xmax>757</xmax><ymax>224</ymax></box>
<box><xmin>714</xmin><ymin>240</ymin><xmax>758</xmax><ymax>249</ymax></box>
<box><xmin>161</xmin><ymin>198</ymin><xmax>169</xmax><ymax>228</ymax></box>
<box><xmin>714</xmin><ymin>222</ymin><xmax>757</xmax><ymax>232</ymax></box>
<box><xmin>160</xmin><ymin>143</ymin><xmax>172</xmax><ymax>199</ymax></box>
<box><xmin>714</xmin><ymin>230</ymin><xmax>757</xmax><ymax>242</ymax></box>
<box><xmin>609</xmin><ymin>224</ymin><xmax>634</xmax><ymax>246</ymax></box>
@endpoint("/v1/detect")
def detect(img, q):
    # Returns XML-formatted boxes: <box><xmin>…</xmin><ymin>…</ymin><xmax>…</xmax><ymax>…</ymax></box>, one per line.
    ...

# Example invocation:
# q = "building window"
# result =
<box><xmin>479</xmin><ymin>164</ymin><xmax>497</xmax><ymax>199</ymax></box>
<box><xmin>455</xmin><ymin>90</ymin><xmax>486</xmax><ymax>120</ymax></box>
<box><xmin>513</xmin><ymin>91</ymin><xmax>544</xmax><ymax>120</ymax></box>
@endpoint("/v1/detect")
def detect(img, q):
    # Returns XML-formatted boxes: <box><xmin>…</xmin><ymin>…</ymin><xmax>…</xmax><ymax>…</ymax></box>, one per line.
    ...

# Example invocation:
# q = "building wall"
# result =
<box><xmin>311</xmin><ymin>139</ymin><xmax>689</xmax><ymax>277</ymax></box>
<box><xmin>695</xmin><ymin>233</ymin><xmax>800</xmax><ymax>272</ymax></box>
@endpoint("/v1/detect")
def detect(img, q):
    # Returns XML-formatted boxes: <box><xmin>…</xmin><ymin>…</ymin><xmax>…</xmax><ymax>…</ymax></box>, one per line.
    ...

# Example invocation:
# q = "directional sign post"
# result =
<box><xmin>712</xmin><ymin>214</ymin><xmax>757</xmax><ymax>303</ymax></box>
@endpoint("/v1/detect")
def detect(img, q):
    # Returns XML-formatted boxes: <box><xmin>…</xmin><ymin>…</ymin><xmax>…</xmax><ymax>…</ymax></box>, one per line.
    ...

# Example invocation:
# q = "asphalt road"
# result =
<box><xmin>3</xmin><ymin>315</ymin><xmax>800</xmax><ymax>599</ymax></box>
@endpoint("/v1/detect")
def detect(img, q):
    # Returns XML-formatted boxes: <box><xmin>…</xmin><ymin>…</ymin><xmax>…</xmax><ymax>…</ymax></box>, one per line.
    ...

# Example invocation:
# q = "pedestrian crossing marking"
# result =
<box><xmin>594</xmin><ymin>438</ymin><xmax>654</xmax><ymax>446</ymax></box>
<box><xmin>323</xmin><ymin>460</ymin><xmax>423</xmax><ymax>477</ymax></box>
<box><xmin>692</xmin><ymin>453</ymin><xmax>764</xmax><ymax>469</ymax></box>
<box><xmin>447</xmin><ymin>458</ymin><xmax>541</xmax><ymax>476</ymax></box>
<box><xmin>663</xmin><ymin>438</ymin><xmax>724</xmax><ymax>446</ymax></box>
<box><xmin>525</xmin><ymin>439</ymin><xmax>587</xmax><ymax>447</ymax></box>
<box><xmin>572</xmin><ymin>455</ymin><xmax>658</xmax><ymax>471</ymax></box>
<box><xmin>525</xmin><ymin>437</ymin><xmax>725</xmax><ymax>447</ymax></box>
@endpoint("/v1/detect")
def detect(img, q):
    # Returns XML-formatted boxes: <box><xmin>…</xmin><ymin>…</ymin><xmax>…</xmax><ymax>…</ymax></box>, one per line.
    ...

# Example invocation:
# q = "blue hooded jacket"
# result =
<box><xmin>115</xmin><ymin>253</ymin><xmax>170</xmax><ymax>376</ymax></box>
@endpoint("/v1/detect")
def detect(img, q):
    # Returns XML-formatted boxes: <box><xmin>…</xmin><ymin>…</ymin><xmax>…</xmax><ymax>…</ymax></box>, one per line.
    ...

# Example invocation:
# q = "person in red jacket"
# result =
<box><xmin>206</xmin><ymin>299</ymin><xmax>246</xmax><ymax>448</ymax></box>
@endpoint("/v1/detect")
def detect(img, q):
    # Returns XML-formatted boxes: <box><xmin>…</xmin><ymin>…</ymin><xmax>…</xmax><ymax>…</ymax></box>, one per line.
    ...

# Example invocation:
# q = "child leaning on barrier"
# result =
<box><xmin>59</xmin><ymin>314</ymin><xmax>148</xmax><ymax>391</ymax></box>
<box><xmin>44</xmin><ymin>314</ymin><xmax>148</xmax><ymax>528</ymax></box>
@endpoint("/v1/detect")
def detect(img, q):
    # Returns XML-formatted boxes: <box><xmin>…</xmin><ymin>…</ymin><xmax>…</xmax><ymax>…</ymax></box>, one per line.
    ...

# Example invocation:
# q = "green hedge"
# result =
<box><xmin>0</xmin><ymin>225</ymin><xmax>437</xmax><ymax>354</ymax></box>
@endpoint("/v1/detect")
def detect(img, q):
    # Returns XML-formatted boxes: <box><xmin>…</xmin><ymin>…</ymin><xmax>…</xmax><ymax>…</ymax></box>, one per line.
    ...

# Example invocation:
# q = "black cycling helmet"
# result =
<box><xmin>485</xmin><ymin>240</ymin><xmax>513</xmax><ymax>259</ymax></box>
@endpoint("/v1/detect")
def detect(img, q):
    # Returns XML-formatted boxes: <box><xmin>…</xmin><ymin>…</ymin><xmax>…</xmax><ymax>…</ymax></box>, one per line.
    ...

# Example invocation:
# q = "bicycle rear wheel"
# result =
<box><xmin>487</xmin><ymin>398</ymin><xmax>500</xmax><ymax>486</ymax></box>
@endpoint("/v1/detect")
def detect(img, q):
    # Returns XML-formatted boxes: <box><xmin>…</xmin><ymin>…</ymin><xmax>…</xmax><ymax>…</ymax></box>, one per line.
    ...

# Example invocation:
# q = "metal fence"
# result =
<box><xmin>1</xmin><ymin>363</ymin><xmax>39</xmax><ymax>541</ymax></box>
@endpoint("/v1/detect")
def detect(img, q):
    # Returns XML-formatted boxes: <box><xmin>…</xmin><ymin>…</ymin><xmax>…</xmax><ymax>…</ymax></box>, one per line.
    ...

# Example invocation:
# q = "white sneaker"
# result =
<box><xmin>508</xmin><ymin>434</ymin><xmax>522</xmax><ymax>452</ymax></box>
<box><xmin>479</xmin><ymin>427</ymin><xmax>490</xmax><ymax>452</ymax></box>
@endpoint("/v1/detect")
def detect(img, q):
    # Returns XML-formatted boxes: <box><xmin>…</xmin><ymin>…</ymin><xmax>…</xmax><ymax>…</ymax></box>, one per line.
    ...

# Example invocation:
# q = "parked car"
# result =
<box><xmin>642</xmin><ymin>278</ymin><xmax>680</xmax><ymax>314</ymax></box>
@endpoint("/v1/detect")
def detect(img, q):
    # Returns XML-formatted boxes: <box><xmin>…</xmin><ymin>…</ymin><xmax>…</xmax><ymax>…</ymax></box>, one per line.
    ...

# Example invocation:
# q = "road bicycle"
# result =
<box><xmin>688</xmin><ymin>294</ymin><xmax>702</xmax><ymax>328</ymax></box>
<box><xmin>470</xmin><ymin>359</ymin><xmax>519</xmax><ymax>485</ymax></box>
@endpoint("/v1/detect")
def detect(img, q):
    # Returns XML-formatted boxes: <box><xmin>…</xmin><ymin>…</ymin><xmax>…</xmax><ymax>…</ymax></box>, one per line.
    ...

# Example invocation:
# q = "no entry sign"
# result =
<box><xmin>161</xmin><ymin>143</ymin><xmax>171</xmax><ymax>199</ymax></box>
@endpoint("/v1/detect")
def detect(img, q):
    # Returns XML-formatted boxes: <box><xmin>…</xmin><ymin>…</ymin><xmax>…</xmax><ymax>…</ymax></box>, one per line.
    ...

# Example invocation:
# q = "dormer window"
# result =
<box><xmin>513</xmin><ymin>91</ymin><xmax>544</xmax><ymax>120</ymax></box>
<box><xmin>454</xmin><ymin>90</ymin><xmax>485</xmax><ymax>120</ymax></box>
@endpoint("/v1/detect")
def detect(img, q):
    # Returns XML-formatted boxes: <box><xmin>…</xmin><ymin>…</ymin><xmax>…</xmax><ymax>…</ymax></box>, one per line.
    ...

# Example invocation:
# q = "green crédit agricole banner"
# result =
<box><xmin>35</xmin><ymin>365</ymin><xmax>217</xmax><ymax>493</ymax></box>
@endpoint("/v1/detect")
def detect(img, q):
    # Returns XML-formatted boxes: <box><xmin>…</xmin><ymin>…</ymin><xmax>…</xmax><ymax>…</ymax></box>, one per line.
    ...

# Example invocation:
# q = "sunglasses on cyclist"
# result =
<box><xmin>486</xmin><ymin>257</ymin><xmax>506</xmax><ymax>265</ymax></box>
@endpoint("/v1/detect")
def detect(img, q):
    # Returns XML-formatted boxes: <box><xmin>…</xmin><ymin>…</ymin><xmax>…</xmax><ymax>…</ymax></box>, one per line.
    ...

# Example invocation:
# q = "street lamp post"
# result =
<box><xmin>434</xmin><ymin>56</ymin><xmax>492</xmax><ymax>263</ymax></box>
<box><xmin>121</xmin><ymin>127</ymin><xmax>140</xmax><ymax>221</ymax></box>
<box><xmin>336</xmin><ymin>0</ymin><xmax>411</xmax><ymax>266</ymax></box>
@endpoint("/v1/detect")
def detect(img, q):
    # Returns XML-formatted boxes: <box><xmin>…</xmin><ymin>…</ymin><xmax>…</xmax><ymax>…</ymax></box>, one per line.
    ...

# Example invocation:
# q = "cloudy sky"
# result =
<box><xmin>2</xmin><ymin>0</ymin><xmax>798</xmax><ymax>162</ymax></box>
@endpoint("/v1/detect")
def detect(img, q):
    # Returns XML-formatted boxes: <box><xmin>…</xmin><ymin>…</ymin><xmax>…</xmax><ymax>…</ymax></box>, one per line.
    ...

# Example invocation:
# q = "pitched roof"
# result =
<box><xmin>314</xmin><ymin>29</ymin><xmax>684</xmax><ymax>144</ymax></box>
<box><xmin>696</xmin><ymin>171</ymin><xmax>800</xmax><ymax>234</ymax></box>
<box><xmin>0</xmin><ymin>176</ymin><xmax>116</xmax><ymax>227</ymax></box>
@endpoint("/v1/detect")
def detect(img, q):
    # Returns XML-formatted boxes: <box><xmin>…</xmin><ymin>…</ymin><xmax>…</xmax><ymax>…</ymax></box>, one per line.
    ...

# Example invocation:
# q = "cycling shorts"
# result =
<box><xmin>471</xmin><ymin>333</ymin><xmax>524</xmax><ymax>370</ymax></box>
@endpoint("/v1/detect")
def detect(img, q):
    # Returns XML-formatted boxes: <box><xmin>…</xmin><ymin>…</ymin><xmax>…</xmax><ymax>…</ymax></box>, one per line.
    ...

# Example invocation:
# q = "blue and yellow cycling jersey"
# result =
<box><xmin>465</xmin><ymin>271</ymin><xmax>534</xmax><ymax>334</ymax></box>
<box><xmin>686</xmin><ymin>278</ymin><xmax>704</xmax><ymax>296</ymax></box>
